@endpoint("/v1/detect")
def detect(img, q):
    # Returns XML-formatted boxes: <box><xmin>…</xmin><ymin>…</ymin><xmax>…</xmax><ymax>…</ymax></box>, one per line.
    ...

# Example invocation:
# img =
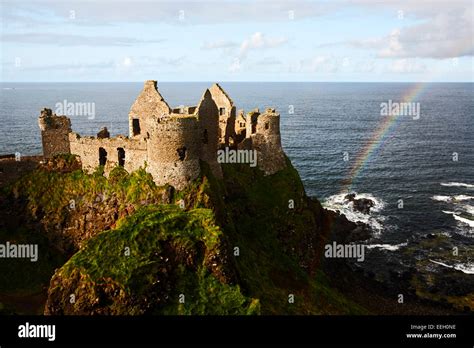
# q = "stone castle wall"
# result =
<box><xmin>245</xmin><ymin>109</ymin><xmax>260</xmax><ymax>139</ymax></box>
<box><xmin>69</xmin><ymin>133</ymin><xmax>147</xmax><ymax>175</ymax></box>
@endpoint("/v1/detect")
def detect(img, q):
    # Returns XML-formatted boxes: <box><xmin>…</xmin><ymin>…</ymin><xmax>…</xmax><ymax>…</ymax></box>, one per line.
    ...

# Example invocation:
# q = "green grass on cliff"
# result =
<box><xmin>53</xmin><ymin>205</ymin><xmax>259</xmax><ymax>315</ymax></box>
<box><xmin>218</xmin><ymin>159</ymin><xmax>367</xmax><ymax>314</ymax></box>
<box><xmin>6</xmin><ymin>162</ymin><xmax>165</xmax><ymax>220</ymax></box>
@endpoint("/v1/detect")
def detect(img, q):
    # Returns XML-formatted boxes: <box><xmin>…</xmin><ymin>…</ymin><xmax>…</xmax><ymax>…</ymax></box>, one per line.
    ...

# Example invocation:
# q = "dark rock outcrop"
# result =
<box><xmin>345</xmin><ymin>193</ymin><xmax>375</xmax><ymax>214</ymax></box>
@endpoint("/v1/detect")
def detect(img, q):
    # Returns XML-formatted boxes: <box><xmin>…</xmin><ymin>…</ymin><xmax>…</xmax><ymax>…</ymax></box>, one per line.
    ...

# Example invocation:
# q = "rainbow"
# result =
<box><xmin>341</xmin><ymin>82</ymin><xmax>428</xmax><ymax>192</ymax></box>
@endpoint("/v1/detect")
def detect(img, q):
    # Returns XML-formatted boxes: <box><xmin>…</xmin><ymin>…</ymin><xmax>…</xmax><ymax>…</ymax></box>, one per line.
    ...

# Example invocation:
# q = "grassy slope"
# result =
<box><xmin>48</xmin><ymin>205</ymin><xmax>259</xmax><ymax>315</ymax></box>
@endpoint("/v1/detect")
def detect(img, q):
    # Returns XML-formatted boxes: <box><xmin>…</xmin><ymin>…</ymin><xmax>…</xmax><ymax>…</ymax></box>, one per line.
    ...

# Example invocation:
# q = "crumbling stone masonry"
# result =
<box><xmin>38</xmin><ymin>80</ymin><xmax>286</xmax><ymax>190</ymax></box>
<box><xmin>38</xmin><ymin>108</ymin><xmax>72</xmax><ymax>158</ymax></box>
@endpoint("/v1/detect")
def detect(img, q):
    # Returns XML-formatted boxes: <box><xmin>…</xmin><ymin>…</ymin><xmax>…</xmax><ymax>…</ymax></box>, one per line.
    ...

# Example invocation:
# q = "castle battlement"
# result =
<box><xmin>38</xmin><ymin>80</ymin><xmax>286</xmax><ymax>189</ymax></box>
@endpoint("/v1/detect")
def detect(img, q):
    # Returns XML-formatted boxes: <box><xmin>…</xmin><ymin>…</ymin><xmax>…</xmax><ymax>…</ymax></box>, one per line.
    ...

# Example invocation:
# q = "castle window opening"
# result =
<box><xmin>203</xmin><ymin>129</ymin><xmax>208</xmax><ymax>144</ymax></box>
<box><xmin>177</xmin><ymin>147</ymin><xmax>187</xmax><ymax>161</ymax></box>
<box><xmin>132</xmin><ymin>118</ymin><xmax>141</xmax><ymax>136</ymax></box>
<box><xmin>117</xmin><ymin>147</ymin><xmax>125</xmax><ymax>166</ymax></box>
<box><xmin>99</xmin><ymin>147</ymin><xmax>107</xmax><ymax>166</ymax></box>
<box><xmin>219</xmin><ymin>107</ymin><xmax>226</xmax><ymax>116</ymax></box>
<box><xmin>252</xmin><ymin>123</ymin><xmax>257</xmax><ymax>134</ymax></box>
<box><xmin>265</xmin><ymin>122</ymin><xmax>269</xmax><ymax>130</ymax></box>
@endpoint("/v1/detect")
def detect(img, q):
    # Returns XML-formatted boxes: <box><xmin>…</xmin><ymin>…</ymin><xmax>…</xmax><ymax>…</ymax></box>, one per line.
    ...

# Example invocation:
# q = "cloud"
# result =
<box><xmin>256</xmin><ymin>57</ymin><xmax>282</xmax><ymax>65</ymax></box>
<box><xmin>201</xmin><ymin>40</ymin><xmax>238</xmax><ymax>50</ymax></box>
<box><xmin>20</xmin><ymin>61</ymin><xmax>115</xmax><ymax>71</ymax></box>
<box><xmin>117</xmin><ymin>57</ymin><xmax>133</xmax><ymax>69</ymax></box>
<box><xmin>353</xmin><ymin>59</ymin><xmax>376</xmax><ymax>73</ymax></box>
<box><xmin>239</xmin><ymin>32</ymin><xmax>287</xmax><ymax>59</ymax></box>
<box><xmin>358</xmin><ymin>1</ymin><xmax>472</xmax><ymax>59</ymax></box>
<box><xmin>141</xmin><ymin>56</ymin><xmax>187</xmax><ymax>67</ymax></box>
<box><xmin>388</xmin><ymin>59</ymin><xmax>427</xmax><ymax>73</ymax></box>
<box><xmin>314</xmin><ymin>0</ymin><xmax>473</xmax><ymax>59</ymax></box>
<box><xmin>377</xmin><ymin>12</ymin><xmax>473</xmax><ymax>58</ymax></box>
<box><xmin>1</xmin><ymin>33</ymin><xmax>164</xmax><ymax>46</ymax></box>
<box><xmin>295</xmin><ymin>55</ymin><xmax>340</xmax><ymax>73</ymax></box>
<box><xmin>5</xmin><ymin>55</ymin><xmax>186</xmax><ymax>72</ymax></box>
<box><xmin>3</xmin><ymin>1</ymin><xmax>341</xmax><ymax>27</ymax></box>
<box><xmin>225</xmin><ymin>32</ymin><xmax>287</xmax><ymax>72</ymax></box>
<box><xmin>229</xmin><ymin>58</ymin><xmax>241</xmax><ymax>73</ymax></box>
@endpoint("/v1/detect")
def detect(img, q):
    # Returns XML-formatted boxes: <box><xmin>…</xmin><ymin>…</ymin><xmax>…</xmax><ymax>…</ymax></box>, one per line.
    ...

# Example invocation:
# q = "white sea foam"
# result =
<box><xmin>366</xmin><ymin>242</ymin><xmax>407</xmax><ymax>251</ymax></box>
<box><xmin>453</xmin><ymin>195</ymin><xmax>474</xmax><ymax>201</ymax></box>
<box><xmin>432</xmin><ymin>195</ymin><xmax>452</xmax><ymax>202</ymax></box>
<box><xmin>454</xmin><ymin>263</ymin><xmax>474</xmax><ymax>274</ymax></box>
<box><xmin>429</xmin><ymin>260</ymin><xmax>474</xmax><ymax>274</ymax></box>
<box><xmin>429</xmin><ymin>259</ymin><xmax>452</xmax><ymax>268</ymax></box>
<box><xmin>323</xmin><ymin>192</ymin><xmax>385</xmax><ymax>233</ymax></box>
<box><xmin>463</xmin><ymin>205</ymin><xmax>474</xmax><ymax>215</ymax></box>
<box><xmin>432</xmin><ymin>195</ymin><xmax>473</xmax><ymax>202</ymax></box>
<box><xmin>440</xmin><ymin>182</ymin><xmax>474</xmax><ymax>188</ymax></box>
<box><xmin>452</xmin><ymin>215</ymin><xmax>474</xmax><ymax>228</ymax></box>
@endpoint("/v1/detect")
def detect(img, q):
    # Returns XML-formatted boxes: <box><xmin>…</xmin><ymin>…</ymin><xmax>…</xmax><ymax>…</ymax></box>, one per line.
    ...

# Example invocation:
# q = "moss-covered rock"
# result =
<box><xmin>4</xmin><ymin>165</ymin><xmax>168</xmax><ymax>254</ymax></box>
<box><xmin>44</xmin><ymin>205</ymin><xmax>259</xmax><ymax>315</ymax></box>
<box><xmin>217</xmin><ymin>158</ymin><xmax>367</xmax><ymax>314</ymax></box>
<box><xmin>403</xmin><ymin>235</ymin><xmax>474</xmax><ymax>313</ymax></box>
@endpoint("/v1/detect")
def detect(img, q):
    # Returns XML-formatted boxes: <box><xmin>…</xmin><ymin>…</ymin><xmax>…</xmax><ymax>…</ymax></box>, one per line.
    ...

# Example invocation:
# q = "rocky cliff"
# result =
<box><xmin>0</xmin><ymin>152</ymin><xmax>374</xmax><ymax>315</ymax></box>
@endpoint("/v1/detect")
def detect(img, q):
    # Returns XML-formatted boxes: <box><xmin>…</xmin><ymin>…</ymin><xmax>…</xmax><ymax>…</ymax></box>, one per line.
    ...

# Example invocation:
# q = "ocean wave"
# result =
<box><xmin>366</xmin><ymin>242</ymin><xmax>407</xmax><ymax>251</ymax></box>
<box><xmin>454</xmin><ymin>263</ymin><xmax>474</xmax><ymax>274</ymax></box>
<box><xmin>323</xmin><ymin>192</ymin><xmax>385</xmax><ymax>233</ymax></box>
<box><xmin>453</xmin><ymin>195</ymin><xmax>474</xmax><ymax>201</ymax></box>
<box><xmin>432</xmin><ymin>195</ymin><xmax>451</xmax><ymax>202</ymax></box>
<box><xmin>452</xmin><ymin>215</ymin><xmax>474</xmax><ymax>228</ymax></box>
<box><xmin>432</xmin><ymin>195</ymin><xmax>473</xmax><ymax>202</ymax></box>
<box><xmin>440</xmin><ymin>182</ymin><xmax>474</xmax><ymax>188</ymax></box>
<box><xmin>429</xmin><ymin>260</ymin><xmax>474</xmax><ymax>274</ymax></box>
<box><xmin>442</xmin><ymin>211</ymin><xmax>474</xmax><ymax>228</ymax></box>
<box><xmin>463</xmin><ymin>205</ymin><xmax>474</xmax><ymax>215</ymax></box>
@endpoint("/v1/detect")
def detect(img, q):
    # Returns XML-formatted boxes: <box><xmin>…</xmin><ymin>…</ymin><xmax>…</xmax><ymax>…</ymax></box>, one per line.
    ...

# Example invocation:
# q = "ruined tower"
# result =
<box><xmin>241</xmin><ymin>108</ymin><xmax>286</xmax><ymax>175</ymax></box>
<box><xmin>146</xmin><ymin>113</ymin><xmax>201</xmax><ymax>190</ymax></box>
<box><xmin>209</xmin><ymin>83</ymin><xmax>236</xmax><ymax>147</ymax></box>
<box><xmin>38</xmin><ymin>108</ymin><xmax>72</xmax><ymax>158</ymax></box>
<box><xmin>128</xmin><ymin>80</ymin><xmax>171</xmax><ymax>139</ymax></box>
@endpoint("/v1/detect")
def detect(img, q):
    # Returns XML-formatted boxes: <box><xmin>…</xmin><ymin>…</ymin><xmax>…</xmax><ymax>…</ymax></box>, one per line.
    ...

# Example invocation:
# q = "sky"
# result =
<box><xmin>1</xmin><ymin>0</ymin><xmax>473</xmax><ymax>82</ymax></box>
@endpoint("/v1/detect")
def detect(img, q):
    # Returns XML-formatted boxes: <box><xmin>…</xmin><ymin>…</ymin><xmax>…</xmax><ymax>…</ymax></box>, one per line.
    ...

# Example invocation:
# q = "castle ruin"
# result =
<box><xmin>38</xmin><ymin>81</ymin><xmax>286</xmax><ymax>190</ymax></box>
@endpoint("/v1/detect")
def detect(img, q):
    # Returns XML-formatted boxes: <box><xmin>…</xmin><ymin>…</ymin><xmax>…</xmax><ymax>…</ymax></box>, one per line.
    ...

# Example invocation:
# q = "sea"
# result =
<box><xmin>1</xmin><ymin>82</ymin><xmax>473</xmax><ymax>276</ymax></box>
